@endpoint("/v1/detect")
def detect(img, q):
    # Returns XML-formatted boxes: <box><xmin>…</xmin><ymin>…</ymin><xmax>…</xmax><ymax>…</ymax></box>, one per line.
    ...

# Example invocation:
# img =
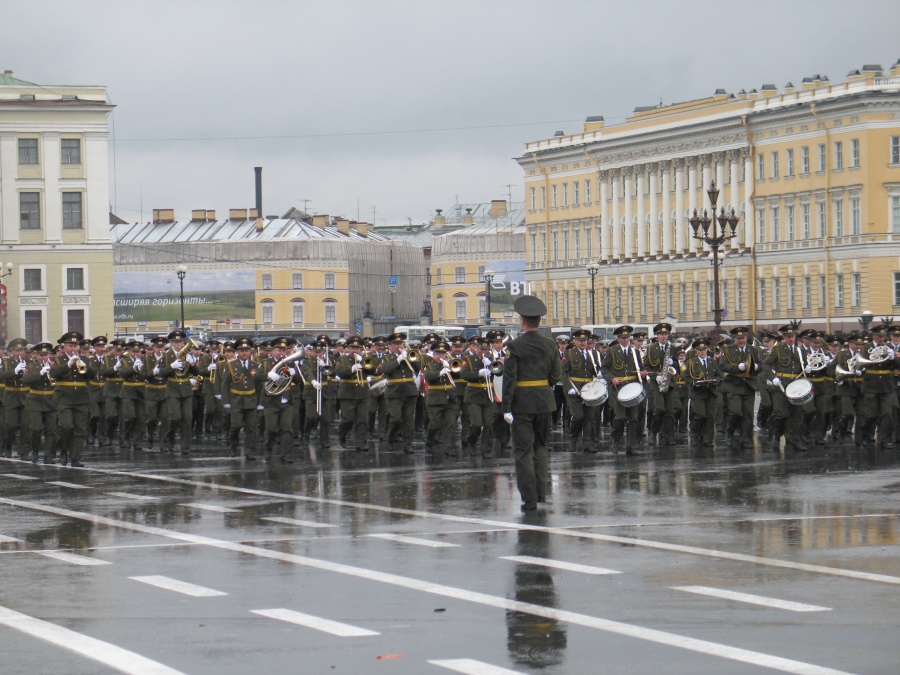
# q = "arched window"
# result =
<box><xmin>323</xmin><ymin>297</ymin><xmax>337</xmax><ymax>325</ymax></box>
<box><xmin>260</xmin><ymin>298</ymin><xmax>275</xmax><ymax>325</ymax></box>
<box><xmin>453</xmin><ymin>292</ymin><xmax>468</xmax><ymax>321</ymax></box>
<box><xmin>291</xmin><ymin>298</ymin><xmax>304</xmax><ymax>325</ymax></box>
<box><xmin>436</xmin><ymin>293</ymin><xmax>444</xmax><ymax>322</ymax></box>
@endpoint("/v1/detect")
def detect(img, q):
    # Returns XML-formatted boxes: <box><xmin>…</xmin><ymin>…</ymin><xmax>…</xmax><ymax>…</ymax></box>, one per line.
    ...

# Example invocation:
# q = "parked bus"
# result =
<box><xmin>393</xmin><ymin>325</ymin><xmax>466</xmax><ymax>342</ymax></box>
<box><xmin>580</xmin><ymin>324</ymin><xmax>653</xmax><ymax>341</ymax></box>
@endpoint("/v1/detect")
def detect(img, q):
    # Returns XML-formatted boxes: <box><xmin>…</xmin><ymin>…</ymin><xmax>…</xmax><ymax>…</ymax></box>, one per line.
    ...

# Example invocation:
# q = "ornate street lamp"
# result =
<box><xmin>858</xmin><ymin>309</ymin><xmax>873</xmax><ymax>332</ymax></box>
<box><xmin>176</xmin><ymin>265</ymin><xmax>188</xmax><ymax>331</ymax></box>
<box><xmin>483</xmin><ymin>269</ymin><xmax>495</xmax><ymax>325</ymax></box>
<box><xmin>689</xmin><ymin>181</ymin><xmax>739</xmax><ymax>328</ymax></box>
<box><xmin>586</xmin><ymin>262</ymin><xmax>599</xmax><ymax>325</ymax></box>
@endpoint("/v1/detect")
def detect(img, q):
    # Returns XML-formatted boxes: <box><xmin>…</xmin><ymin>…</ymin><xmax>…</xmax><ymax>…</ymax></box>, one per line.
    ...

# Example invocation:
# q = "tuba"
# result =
<box><xmin>265</xmin><ymin>348</ymin><xmax>305</xmax><ymax>396</ymax></box>
<box><xmin>175</xmin><ymin>338</ymin><xmax>200</xmax><ymax>376</ymax></box>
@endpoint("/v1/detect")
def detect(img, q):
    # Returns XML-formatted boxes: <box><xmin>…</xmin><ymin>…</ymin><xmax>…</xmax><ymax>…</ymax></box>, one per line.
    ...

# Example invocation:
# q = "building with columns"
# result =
<box><xmin>0</xmin><ymin>70</ymin><xmax>115</xmax><ymax>343</ymax></box>
<box><xmin>516</xmin><ymin>59</ymin><xmax>900</xmax><ymax>334</ymax></box>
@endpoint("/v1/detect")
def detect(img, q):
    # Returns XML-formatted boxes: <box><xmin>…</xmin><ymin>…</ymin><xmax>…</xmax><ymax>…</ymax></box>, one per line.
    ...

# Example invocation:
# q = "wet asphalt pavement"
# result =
<box><xmin>0</xmin><ymin>427</ymin><xmax>899</xmax><ymax>675</ymax></box>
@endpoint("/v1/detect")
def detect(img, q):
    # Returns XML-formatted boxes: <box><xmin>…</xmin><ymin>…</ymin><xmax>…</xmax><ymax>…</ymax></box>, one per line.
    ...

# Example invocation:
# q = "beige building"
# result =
<box><xmin>430</xmin><ymin>200</ymin><xmax>525</xmax><ymax>325</ymax></box>
<box><xmin>516</xmin><ymin>60</ymin><xmax>900</xmax><ymax>334</ymax></box>
<box><xmin>0</xmin><ymin>71</ymin><xmax>115</xmax><ymax>343</ymax></box>
<box><xmin>112</xmin><ymin>209</ymin><xmax>425</xmax><ymax>340</ymax></box>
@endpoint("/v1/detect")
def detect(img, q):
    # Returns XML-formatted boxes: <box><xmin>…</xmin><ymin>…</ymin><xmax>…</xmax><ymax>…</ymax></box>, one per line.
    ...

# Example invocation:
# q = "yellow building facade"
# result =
<box><xmin>0</xmin><ymin>71</ymin><xmax>115</xmax><ymax>343</ymax></box>
<box><xmin>516</xmin><ymin>60</ymin><xmax>900</xmax><ymax>334</ymax></box>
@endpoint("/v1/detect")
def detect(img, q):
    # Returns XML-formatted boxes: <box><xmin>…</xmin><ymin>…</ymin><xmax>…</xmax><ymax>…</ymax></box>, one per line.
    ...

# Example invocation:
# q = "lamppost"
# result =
<box><xmin>858</xmin><ymin>309</ymin><xmax>873</xmax><ymax>332</ymax></box>
<box><xmin>176</xmin><ymin>265</ymin><xmax>187</xmax><ymax>332</ymax></box>
<box><xmin>483</xmin><ymin>269</ymin><xmax>495</xmax><ymax>325</ymax></box>
<box><xmin>0</xmin><ymin>262</ymin><xmax>12</xmax><ymax>345</ymax></box>
<box><xmin>689</xmin><ymin>181</ymin><xmax>739</xmax><ymax>328</ymax></box>
<box><xmin>586</xmin><ymin>262</ymin><xmax>599</xmax><ymax>325</ymax></box>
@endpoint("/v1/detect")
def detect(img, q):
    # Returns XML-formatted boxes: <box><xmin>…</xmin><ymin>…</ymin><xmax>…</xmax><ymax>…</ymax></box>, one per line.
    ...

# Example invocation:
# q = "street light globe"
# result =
<box><xmin>4</xmin><ymin>262</ymin><xmax>11</xmax><ymax>271</ymax></box>
<box><xmin>586</xmin><ymin>262</ymin><xmax>599</xmax><ymax>271</ymax></box>
<box><xmin>861</xmin><ymin>310</ymin><xmax>873</xmax><ymax>318</ymax></box>
<box><xmin>176</xmin><ymin>265</ymin><xmax>188</xmax><ymax>274</ymax></box>
<box><xmin>483</xmin><ymin>269</ymin><xmax>495</xmax><ymax>278</ymax></box>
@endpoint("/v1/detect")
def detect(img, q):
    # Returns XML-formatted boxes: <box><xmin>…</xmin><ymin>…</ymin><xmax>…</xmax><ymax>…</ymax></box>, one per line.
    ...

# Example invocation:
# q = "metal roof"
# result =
<box><xmin>111</xmin><ymin>217</ymin><xmax>391</xmax><ymax>245</ymax></box>
<box><xmin>0</xmin><ymin>71</ymin><xmax>36</xmax><ymax>86</ymax></box>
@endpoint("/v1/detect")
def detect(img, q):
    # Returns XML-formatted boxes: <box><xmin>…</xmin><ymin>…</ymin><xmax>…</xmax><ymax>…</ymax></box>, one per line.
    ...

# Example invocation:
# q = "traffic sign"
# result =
<box><xmin>355</xmin><ymin>322</ymin><xmax>363</xmax><ymax>331</ymax></box>
<box><xmin>225</xmin><ymin>319</ymin><xmax>231</xmax><ymax>325</ymax></box>
<box><xmin>389</xmin><ymin>276</ymin><xmax>398</xmax><ymax>285</ymax></box>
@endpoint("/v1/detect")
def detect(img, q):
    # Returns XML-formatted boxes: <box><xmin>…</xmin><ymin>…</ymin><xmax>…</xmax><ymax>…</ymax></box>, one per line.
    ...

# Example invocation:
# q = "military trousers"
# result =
<box><xmin>511</xmin><ymin>412</ymin><xmax>551</xmax><ymax>506</ymax></box>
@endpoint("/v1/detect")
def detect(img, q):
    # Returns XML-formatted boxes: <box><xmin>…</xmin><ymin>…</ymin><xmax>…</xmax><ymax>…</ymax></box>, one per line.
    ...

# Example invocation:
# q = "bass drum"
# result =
<box><xmin>617</xmin><ymin>381</ymin><xmax>646</xmax><ymax>408</ymax></box>
<box><xmin>580</xmin><ymin>379</ymin><xmax>608</xmax><ymax>406</ymax></box>
<box><xmin>785</xmin><ymin>378</ymin><xmax>813</xmax><ymax>406</ymax></box>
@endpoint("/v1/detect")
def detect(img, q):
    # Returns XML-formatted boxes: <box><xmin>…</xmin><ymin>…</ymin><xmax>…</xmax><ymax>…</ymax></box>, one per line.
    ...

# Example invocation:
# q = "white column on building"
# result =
<box><xmin>674</xmin><ymin>159</ymin><xmax>685</xmax><ymax>255</ymax></box>
<box><xmin>600</xmin><ymin>170</ymin><xmax>610</xmax><ymax>260</ymax></box>
<box><xmin>611</xmin><ymin>170</ymin><xmax>621</xmax><ymax>259</ymax></box>
<box><xmin>84</xmin><ymin>131</ymin><xmax>112</xmax><ymax>245</ymax></box>
<box><xmin>729</xmin><ymin>150</ymin><xmax>741</xmax><ymax>249</ymax></box>
<box><xmin>0</xmin><ymin>132</ymin><xmax>18</xmax><ymax>244</ymax></box>
<box><xmin>742</xmin><ymin>150</ymin><xmax>754</xmax><ymax>247</ymax></box>
<box><xmin>661</xmin><ymin>161</ymin><xmax>671</xmax><ymax>254</ymax></box>
<box><xmin>43</xmin><ymin>132</ymin><xmax>63</xmax><ymax>244</ymax></box>
<box><xmin>623</xmin><ymin>169</ymin><xmax>634</xmax><ymax>258</ymax></box>
<box><xmin>687</xmin><ymin>156</ymin><xmax>698</xmax><ymax>253</ymax></box>
<box><xmin>636</xmin><ymin>166</ymin><xmax>647</xmax><ymax>258</ymax></box>
<box><xmin>648</xmin><ymin>162</ymin><xmax>658</xmax><ymax>257</ymax></box>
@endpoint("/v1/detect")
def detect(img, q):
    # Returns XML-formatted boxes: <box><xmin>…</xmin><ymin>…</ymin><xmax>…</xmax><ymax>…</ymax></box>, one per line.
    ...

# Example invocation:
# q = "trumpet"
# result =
<box><xmin>74</xmin><ymin>356</ymin><xmax>88</xmax><ymax>375</ymax></box>
<box><xmin>209</xmin><ymin>354</ymin><xmax>227</xmax><ymax>383</ymax></box>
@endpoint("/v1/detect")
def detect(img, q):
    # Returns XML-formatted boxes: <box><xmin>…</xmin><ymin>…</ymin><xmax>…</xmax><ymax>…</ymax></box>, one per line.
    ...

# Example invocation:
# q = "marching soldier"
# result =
<box><xmin>259</xmin><ymin>337</ymin><xmax>301</xmax><ymax>462</ymax></box>
<box><xmin>366</xmin><ymin>336</ymin><xmax>388</xmax><ymax>441</ymax></box>
<box><xmin>561</xmin><ymin>329</ymin><xmax>600</xmax><ymax>453</ymax></box>
<box><xmin>827</xmin><ymin>332</ymin><xmax>863</xmax><ymax>445</ymax></box>
<box><xmin>422</xmin><ymin>342</ymin><xmax>458</xmax><ymax>459</ymax></box>
<box><xmin>153</xmin><ymin>329</ymin><xmax>197</xmax><ymax>454</ymax></box>
<box><xmin>1</xmin><ymin>338</ymin><xmax>29</xmax><ymax>458</ymax></box>
<box><xmin>221</xmin><ymin>337</ymin><xmax>260</xmax><ymax>460</ymax></box>
<box><xmin>718</xmin><ymin>326</ymin><xmax>760</xmax><ymax>451</ymax></box>
<box><xmin>50</xmin><ymin>331</ymin><xmax>97</xmax><ymax>467</ymax></box>
<box><xmin>22</xmin><ymin>342</ymin><xmax>56</xmax><ymax>463</ymax></box>
<box><xmin>100</xmin><ymin>339</ymin><xmax>125</xmax><ymax>447</ymax></box>
<box><xmin>335</xmin><ymin>336</ymin><xmax>370</xmax><ymax>452</ymax></box>
<box><xmin>804</xmin><ymin>335</ymin><xmax>833</xmax><ymax>445</ymax></box>
<box><xmin>375</xmin><ymin>332</ymin><xmax>420</xmax><ymax>454</ymax></box>
<box><xmin>144</xmin><ymin>337</ymin><xmax>169</xmax><ymax>450</ymax></box>
<box><xmin>684</xmin><ymin>337</ymin><xmax>721</xmax><ymax>449</ymax></box>
<box><xmin>600</xmin><ymin>325</ymin><xmax>647</xmax><ymax>455</ymax></box>
<box><xmin>552</xmin><ymin>335</ymin><xmax>570</xmax><ymax>431</ymax></box>
<box><xmin>857</xmin><ymin>325</ymin><xmax>899</xmax><ymax>449</ymax></box>
<box><xmin>460</xmin><ymin>337</ymin><xmax>495</xmax><ymax>456</ymax></box>
<box><xmin>300</xmin><ymin>339</ymin><xmax>335</xmax><ymax>450</ymax></box>
<box><xmin>644</xmin><ymin>323</ymin><xmax>677</xmax><ymax>448</ymax></box>
<box><xmin>118</xmin><ymin>340</ymin><xmax>147</xmax><ymax>451</ymax></box>
<box><xmin>501</xmin><ymin>295</ymin><xmax>560</xmax><ymax>511</ymax></box>
<box><xmin>198</xmin><ymin>340</ymin><xmax>223</xmax><ymax>438</ymax></box>
<box><xmin>86</xmin><ymin>336</ymin><xmax>107</xmax><ymax>446</ymax></box>
<box><xmin>763</xmin><ymin>325</ymin><xmax>808</xmax><ymax>452</ymax></box>
<box><xmin>449</xmin><ymin>335</ymin><xmax>469</xmax><ymax>454</ymax></box>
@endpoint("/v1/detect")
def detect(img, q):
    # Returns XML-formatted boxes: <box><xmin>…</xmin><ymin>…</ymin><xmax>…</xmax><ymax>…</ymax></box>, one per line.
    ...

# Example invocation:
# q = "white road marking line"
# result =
<box><xmin>430</xmin><ymin>659</ymin><xmax>526</xmax><ymax>675</ymax></box>
<box><xmin>0</xmin><ymin>603</ymin><xmax>185</xmax><ymax>674</ymax></box>
<box><xmin>106</xmin><ymin>492</ymin><xmax>160</xmax><ymax>501</ymax></box>
<box><xmin>178</xmin><ymin>502</ymin><xmax>241</xmax><ymax>513</ymax></box>
<box><xmin>261</xmin><ymin>516</ymin><xmax>335</xmax><ymax>528</ymax></box>
<box><xmin>46</xmin><ymin>481</ymin><xmax>92</xmax><ymax>490</ymax></box>
<box><xmin>40</xmin><ymin>551</ymin><xmax>111</xmax><ymax>566</ymax></box>
<box><xmin>673</xmin><ymin>586</ymin><xmax>831</xmax><ymax>613</ymax></box>
<box><xmin>130</xmin><ymin>575</ymin><xmax>227</xmax><ymax>597</ymax></box>
<box><xmin>0</xmin><ymin>497</ymin><xmax>852</xmax><ymax>675</ymax></box>
<box><xmin>80</xmin><ymin>466</ymin><xmax>900</xmax><ymax>586</ymax></box>
<box><xmin>368</xmin><ymin>533</ymin><xmax>459</xmax><ymax>548</ymax></box>
<box><xmin>0</xmin><ymin>534</ymin><xmax>22</xmax><ymax>543</ymax></box>
<box><xmin>251</xmin><ymin>608</ymin><xmax>378</xmax><ymax>637</ymax></box>
<box><xmin>500</xmin><ymin>555</ymin><xmax>621</xmax><ymax>575</ymax></box>
<box><xmin>1</xmin><ymin>473</ymin><xmax>38</xmax><ymax>480</ymax></box>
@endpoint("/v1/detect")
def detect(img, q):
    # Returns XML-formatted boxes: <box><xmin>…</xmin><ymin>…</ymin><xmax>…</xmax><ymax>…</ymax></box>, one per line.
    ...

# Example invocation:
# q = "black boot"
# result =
<box><xmin>567</xmin><ymin>436</ymin><xmax>578</xmax><ymax>453</ymax></box>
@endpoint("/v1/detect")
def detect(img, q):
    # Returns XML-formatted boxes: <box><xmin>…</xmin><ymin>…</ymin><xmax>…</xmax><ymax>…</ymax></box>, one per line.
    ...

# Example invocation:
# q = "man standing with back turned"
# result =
<box><xmin>502</xmin><ymin>295</ymin><xmax>561</xmax><ymax>512</ymax></box>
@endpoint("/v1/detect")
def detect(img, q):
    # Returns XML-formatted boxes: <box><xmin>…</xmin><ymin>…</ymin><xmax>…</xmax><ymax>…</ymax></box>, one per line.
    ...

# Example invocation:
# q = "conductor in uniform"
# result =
<box><xmin>501</xmin><ymin>295</ymin><xmax>561</xmax><ymax>512</ymax></box>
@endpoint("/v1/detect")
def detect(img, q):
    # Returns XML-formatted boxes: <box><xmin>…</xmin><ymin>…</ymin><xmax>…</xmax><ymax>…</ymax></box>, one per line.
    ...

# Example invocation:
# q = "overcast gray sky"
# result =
<box><xmin>3</xmin><ymin>0</ymin><xmax>899</xmax><ymax>226</ymax></box>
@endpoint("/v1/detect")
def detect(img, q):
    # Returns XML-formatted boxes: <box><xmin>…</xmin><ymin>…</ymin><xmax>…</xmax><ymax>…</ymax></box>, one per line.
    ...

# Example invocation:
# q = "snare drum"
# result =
<box><xmin>785</xmin><ymin>378</ymin><xmax>813</xmax><ymax>406</ymax></box>
<box><xmin>580</xmin><ymin>379</ymin><xmax>608</xmax><ymax>406</ymax></box>
<box><xmin>368</xmin><ymin>378</ymin><xmax>388</xmax><ymax>397</ymax></box>
<box><xmin>617</xmin><ymin>381</ymin><xmax>646</xmax><ymax>408</ymax></box>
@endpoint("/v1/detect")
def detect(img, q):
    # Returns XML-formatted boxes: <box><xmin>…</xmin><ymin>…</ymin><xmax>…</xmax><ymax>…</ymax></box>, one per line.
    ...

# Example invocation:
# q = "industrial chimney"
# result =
<box><xmin>254</xmin><ymin>167</ymin><xmax>263</xmax><ymax>219</ymax></box>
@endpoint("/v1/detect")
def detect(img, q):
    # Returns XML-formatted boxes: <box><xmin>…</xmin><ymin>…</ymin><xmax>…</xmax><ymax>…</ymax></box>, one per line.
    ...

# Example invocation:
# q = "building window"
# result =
<box><xmin>261</xmin><ymin>302</ymin><xmax>274</xmax><ymax>324</ymax></box>
<box><xmin>771</xmin><ymin>206</ymin><xmax>780</xmax><ymax>241</ymax></box>
<box><xmin>573</xmin><ymin>181</ymin><xmax>580</xmax><ymax>206</ymax></box>
<box><xmin>261</xmin><ymin>273</ymin><xmax>272</xmax><ymax>290</ymax></box>
<box><xmin>801</xmin><ymin>203</ymin><xmax>811</xmax><ymax>239</ymax></box>
<box><xmin>437</xmin><ymin>295</ymin><xmax>443</xmax><ymax>321</ymax></box>
<box><xmin>551</xmin><ymin>185</ymin><xmax>558</xmax><ymax>208</ymax></box>
<box><xmin>292</xmin><ymin>300</ymin><xmax>304</xmax><ymax>324</ymax></box>
<box><xmin>641</xmin><ymin>286</ymin><xmax>648</xmax><ymax>316</ymax></box>
<box><xmin>756</xmin><ymin>209</ymin><xmax>766</xmax><ymax>243</ymax></box>
<box><xmin>628</xmin><ymin>287</ymin><xmax>635</xmax><ymax>316</ymax></box>
<box><xmin>477</xmin><ymin>265</ymin><xmax>485</xmax><ymax>282</ymax></box>
<box><xmin>835</xmin><ymin>274</ymin><xmax>844</xmax><ymax>308</ymax></box>
<box><xmin>324</xmin><ymin>272</ymin><xmax>335</xmax><ymax>290</ymax></box>
<box><xmin>529</xmin><ymin>187</ymin><xmax>536</xmax><ymax>211</ymax></box>
<box><xmin>573</xmin><ymin>230</ymin><xmax>580</xmax><ymax>258</ymax></box>
<box><xmin>604</xmin><ymin>288</ymin><xmax>611</xmax><ymax>318</ymax></box>
<box><xmin>801</xmin><ymin>146</ymin><xmax>810</xmax><ymax>174</ymax></box>
<box><xmin>817</xmin><ymin>201</ymin><xmax>826</xmax><ymax>238</ymax></box>
<box><xmin>892</xmin><ymin>136</ymin><xmax>900</xmax><ymax>165</ymax></box>
<box><xmin>892</xmin><ymin>196</ymin><xmax>900</xmax><ymax>233</ymax></box>
<box><xmin>819</xmin><ymin>275</ymin><xmax>826</xmax><ymax>309</ymax></box>
<box><xmin>564</xmin><ymin>290</ymin><xmax>571</xmax><ymax>318</ymax></box>
<box><xmin>65</xmin><ymin>308</ymin><xmax>85</xmax><ymax>334</ymax></box>
<box><xmin>680</xmin><ymin>283</ymin><xmax>686</xmax><ymax>314</ymax></box>
<box><xmin>530</xmin><ymin>233</ymin><xmax>537</xmax><ymax>262</ymax></box>
<box><xmin>735</xmin><ymin>279</ymin><xmax>743</xmax><ymax>312</ymax></box>
<box><xmin>787</xmin><ymin>277</ymin><xmax>796</xmax><ymax>310</ymax></box>
<box><xmin>292</xmin><ymin>273</ymin><xmax>303</xmax><ymax>289</ymax></box>
<box><xmin>817</xmin><ymin>143</ymin><xmax>826</xmax><ymax>172</ymax></box>
<box><xmin>771</xmin><ymin>151</ymin><xmax>779</xmax><ymax>179</ymax></box>
<box><xmin>834</xmin><ymin>141</ymin><xmax>843</xmax><ymax>170</ymax></box>
<box><xmin>62</xmin><ymin>192</ymin><xmax>83</xmax><ymax>229</ymax></box>
<box><xmin>706</xmin><ymin>282</ymin><xmax>714</xmax><ymax>314</ymax></box>
<box><xmin>786</xmin><ymin>149</ymin><xmax>794</xmax><ymax>176</ymax></box>
<box><xmin>756</xmin><ymin>153</ymin><xmax>764</xmax><ymax>180</ymax></box>
<box><xmin>324</xmin><ymin>300</ymin><xmax>337</xmax><ymax>324</ymax></box>
<box><xmin>851</xmin><ymin>138</ymin><xmax>860</xmax><ymax>168</ymax></box>
<box><xmin>454</xmin><ymin>295</ymin><xmax>467</xmax><ymax>320</ymax></box>
<box><xmin>66</xmin><ymin>267</ymin><xmax>85</xmax><ymax>290</ymax></box>
<box><xmin>562</xmin><ymin>183</ymin><xmax>569</xmax><ymax>207</ymax></box>
<box><xmin>478</xmin><ymin>295</ymin><xmax>486</xmax><ymax>319</ymax></box>
<box><xmin>834</xmin><ymin>199</ymin><xmax>844</xmax><ymax>237</ymax></box>
<box><xmin>894</xmin><ymin>273</ymin><xmax>900</xmax><ymax>306</ymax></box>
<box><xmin>585</xmin><ymin>226</ymin><xmax>592</xmax><ymax>258</ymax></box>
<box><xmin>552</xmin><ymin>231</ymin><xmax>559</xmax><ymax>260</ymax></box>
<box><xmin>802</xmin><ymin>276</ymin><xmax>811</xmax><ymax>309</ymax></box>
<box><xmin>436</xmin><ymin>269</ymin><xmax>442</xmax><ymax>285</ymax></box>
<box><xmin>584</xmin><ymin>179</ymin><xmax>592</xmax><ymax>204</ymax></box>
<box><xmin>24</xmin><ymin>310</ymin><xmax>42</xmax><ymax>344</ymax></box>
<box><xmin>786</xmin><ymin>204</ymin><xmax>795</xmax><ymax>240</ymax></box>
<box><xmin>852</xmin><ymin>273</ymin><xmax>861</xmax><ymax>307</ymax></box>
<box><xmin>18</xmin><ymin>138</ymin><xmax>38</xmax><ymax>164</ymax></box>
<box><xmin>61</xmin><ymin>138</ymin><xmax>81</xmax><ymax>165</ymax></box>
<box><xmin>20</xmin><ymin>192</ymin><xmax>40</xmax><ymax>229</ymax></box>
<box><xmin>540</xmin><ymin>187</ymin><xmax>546</xmax><ymax>210</ymax></box>
<box><xmin>850</xmin><ymin>197</ymin><xmax>861</xmax><ymax>235</ymax></box>
<box><xmin>693</xmin><ymin>282</ymin><xmax>701</xmax><ymax>316</ymax></box>
<box><xmin>455</xmin><ymin>266</ymin><xmax>465</xmax><ymax>283</ymax></box>
<box><xmin>667</xmin><ymin>284</ymin><xmax>674</xmax><ymax>314</ymax></box>
<box><xmin>23</xmin><ymin>268</ymin><xmax>42</xmax><ymax>291</ymax></box>
<box><xmin>757</xmin><ymin>278</ymin><xmax>767</xmax><ymax>312</ymax></box>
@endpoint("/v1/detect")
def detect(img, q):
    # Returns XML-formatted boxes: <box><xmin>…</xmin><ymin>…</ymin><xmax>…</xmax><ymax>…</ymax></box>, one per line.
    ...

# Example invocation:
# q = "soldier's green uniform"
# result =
<box><xmin>600</xmin><ymin>325</ymin><xmax>646</xmax><ymax>454</ymax></box>
<box><xmin>422</xmin><ymin>344</ymin><xmax>457</xmax><ymax>458</ymax></box>
<box><xmin>259</xmin><ymin>337</ymin><xmax>302</xmax><ymax>462</ymax></box>
<box><xmin>22</xmin><ymin>342</ymin><xmax>56</xmax><ymax>463</ymax></box>
<box><xmin>501</xmin><ymin>296</ymin><xmax>560</xmax><ymax>511</ymax></box>
<box><xmin>335</xmin><ymin>336</ymin><xmax>370</xmax><ymax>452</ymax></box>
<box><xmin>144</xmin><ymin>338</ymin><xmax>169</xmax><ymax>450</ymax></box>
<box><xmin>50</xmin><ymin>331</ymin><xmax>98</xmax><ymax>467</ymax></box>
<box><xmin>857</xmin><ymin>325</ymin><xmax>899</xmax><ymax>449</ymax></box>
<box><xmin>827</xmin><ymin>334</ymin><xmax>863</xmax><ymax>443</ymax></box>
<box><xmin>460</xmin><ymin>339</ymin><xmax>494</xmax><ymax>456</ymax></box>
<box><xmin>100</xmin><ymin>341</ymin><xmax>126</xmax><ymax>446</ymax></box>
<box><xmin>221</xmin><ymin>337</ymin><xmax>260</xmax><ymax>460</ymax></box>
<box><xmin>376</xmin><ymin>333</ymin><xmax>420</xmax><ymax>454</ymax></box>
<box><xmin>0</xmin><ymin>339</ymin><xmax>29</xmax><ymax>458</ymax></box>
<box><xmin>762</xmin><ymin>325</ymin><xmax>809</xmax><ymax>452</ymax></box>
<box><xmin>118</xmin><ymin>342</ymin><xmax>147</xmax><ymax>451</ymax></box>
<box><xmin>685</xmin><ymin>337</ymin><xmax>722</xmax><ymax>448</ymax></box>
<box><xmin>561</xmin><ymin>330</ymin><xmax>600</xmax><ymax>453</ymax></box>
<box><xmin>300</xmin><ymin>341</ymin><xmax>335</xmax><ymax>449</ymax></box>
<box><xmin>155</xmin><ymin>330</ymin><xmax>197</xmax><ymax>454</ymax></box>
<box><xmin>644</xmin><ymin>323</ymin><xmax>677</xmax><ymax>448</ymax></box>
<box><xmin>718</xmin><ymin>326</ymin><xmax>760</xmax><ymax>451</ymax></box>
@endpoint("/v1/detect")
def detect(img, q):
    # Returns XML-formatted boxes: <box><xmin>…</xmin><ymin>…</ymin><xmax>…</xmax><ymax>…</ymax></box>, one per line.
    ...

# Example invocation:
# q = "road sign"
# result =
<box><xmin>355</xmin><ymin>322</ymin><xmax>363</xmax><ymax>331</ymax></box>
<box><xmin>225</xmin><ymin>319</ymin><xmax>231</xmax><ymax>325</ymax></box>
<box><xmin>389</xmin><ymin>276</ymin><xmax>398</xmax><ymax>285</ymax></box>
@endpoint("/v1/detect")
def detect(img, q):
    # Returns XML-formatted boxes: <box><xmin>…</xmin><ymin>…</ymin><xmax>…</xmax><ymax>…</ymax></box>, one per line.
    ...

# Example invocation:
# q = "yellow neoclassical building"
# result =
<box><xmin>516</xmin><ymin>60</ymin><xmax>900</xmax><ymax>334</ymax></box>
<box><xmin>0</xmin><ymin>70</ymin><xmax>115</xmax><ymax>343</ymax></box>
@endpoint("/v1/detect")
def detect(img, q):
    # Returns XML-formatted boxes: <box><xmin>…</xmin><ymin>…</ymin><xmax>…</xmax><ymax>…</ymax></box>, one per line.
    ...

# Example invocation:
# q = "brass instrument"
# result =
<box><xmin>362</xmin><ymin>355</ymin><xmax>379</xmax><ymax>372</ymax></box>
<box><xmin>657</xmin><ymin>341</ymin><xmax>675</xmax><ymax>394</ymax></box>
<box><xmin>856</xmin><ymin>344</ymin><xmax>892</xmax><ymax>366</ymax></box>
<box><xmin>174</xmin><ymin>338</ymin><xmax>200</xmax><ymax>377</ymax></box>
<box><xmin>805</xmin><ymin>351</ymin><xmax>829</xmax><ymax>372</ymax></box>
<box><xmin>439</xmin><ymin>359</ymin><xmax>456</xmax><ymax>386</ymax></box>
<box><xmin>489</xmin><ymin>360</ymin><xmax>504</xmax><ymax>377</ymax></box>
<box><xmin>448</xmin><ymin>358</ymin><xmax>463</xmax><ymax>375</ymax></box>
<box><xmin>835</xmin><ymin>353</ymin><xmax>859</xmax><ymax>381</ymax></box>
<box><xmin>192</xmin><ymin>375</ymin><xmax>204</xmax><ymax>392</ymax></box>
<box><xmin>209</xmin><ymin>355</ymin><xmax>227</xmax><ymax>384</ymax></box>
<box><xmin>265</xmin><ymin>348</ymin><xmax>306</xmax><ymax>396</ymax></box>
<box><xmin>74</xmin><ymin>355</ymin><xmax>88</xmax><ymax>375</ymax></box>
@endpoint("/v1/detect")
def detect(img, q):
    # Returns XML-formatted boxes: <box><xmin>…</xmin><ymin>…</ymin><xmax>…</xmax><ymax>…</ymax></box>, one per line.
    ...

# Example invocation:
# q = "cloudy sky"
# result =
<box><xmin>3</xmin><ymin>0</ymin><xmax>899</xmax><ymax>226</ymax></box>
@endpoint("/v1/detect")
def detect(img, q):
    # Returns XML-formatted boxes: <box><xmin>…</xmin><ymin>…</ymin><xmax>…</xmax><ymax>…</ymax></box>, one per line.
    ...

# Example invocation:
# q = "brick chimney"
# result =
<box><xmin>490</xmin><ymin>200</ymin><xmax>507</xmax><ymax>218</ymax></box>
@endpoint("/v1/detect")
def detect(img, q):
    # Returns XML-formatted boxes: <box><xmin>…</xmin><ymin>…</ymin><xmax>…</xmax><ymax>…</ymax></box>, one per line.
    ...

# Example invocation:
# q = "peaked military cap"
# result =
<box><xmin>513</xmin><ymin>295</ymin><xmax>547</xmax><ymax>317</ymax></box>
<box><xmin>6</xmin><ymin>338</ymin><xmax>27</xmax><ymax>350</ymax></box>
<box><xmin>572</xmin><ymin>329</ymin><xmax>591</xmax><ymax>340</ymax></box>
<box><xmin>653</xmin><ymin>322</ymin><xmax>672</xmax><ymax>335</ymax></box>
<box><xmin>388</xmin><ymin>332</ymin><xmax>407</xmax><ymax>343</ymax></box>
<box><xmin>91</xmin><ymin>336</ymin><xmax>109</xmax><ymax>347</ymax></box>
<box><xmin>692</xmin><ymin>337</ymin><xmax>711</xmax><ymax>349</ymax></box>
<box><xmin>167</xmin><ymin>330</ymin><xmax>187</xmax><ymax>341</ymax></box>
<box><xmin>33</xmin><ymin>341</ymin><xmax>54</xmax><ymax>354</ymax></box>
<box><xmin>346</xmin><ymin>336</ymin><xmax>364</xmax><ymax>348</ymax></box>
<box><xmin>58</xmin><ymin>331</ymin><xmax>84</xmax><ymax>344</ymax></box>
<box><xmin>234</xmin><ymin>337</ymin><xmax>255</xmax><ymax>349</ymax></box>
<box><xmin>729</xmin><ymin>326</ymin><xmax>751</xmax><ymax>337</ymax></box>
<box><xmin>614</xmin><ymin>325</ymin><xmax>634</xmax><ymax>337</ymax></box>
